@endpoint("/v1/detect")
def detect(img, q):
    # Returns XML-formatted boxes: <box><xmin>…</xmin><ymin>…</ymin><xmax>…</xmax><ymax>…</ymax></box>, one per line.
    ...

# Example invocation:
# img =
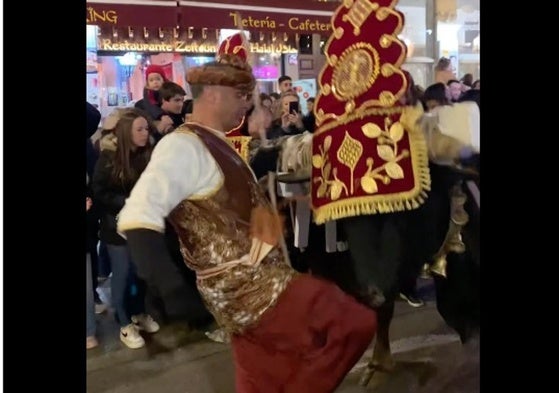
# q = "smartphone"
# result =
<box><xmin>288</xmin><ymin>101</ymin><xmax>299</xmax><ymax>114</ymax></box>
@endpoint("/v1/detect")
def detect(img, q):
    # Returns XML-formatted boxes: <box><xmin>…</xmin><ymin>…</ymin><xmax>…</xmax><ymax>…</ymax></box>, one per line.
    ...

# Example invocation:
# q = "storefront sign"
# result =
<box><xmin>86</xmin><ymin>1</ymin><xmax>178</xmax><ymax>28</ymax></box>
<box><xmin>99</xmin><ymin>39</ymin><xmax>298</xmax><ymax>54</ymax></box>
<box><xmin>179</xmin><ymin>2</ymin><xmax>333</xmax><ymax>35</ymax></box>
<box><xmin>228</xmin><ymin>13</ymin><xmax>331</xmax><ymax>33</ymax></box>
<box><xmin>87</xmin><ymin>1</ymin><xmax>334</xmax><ymax>34</ymax></box>
<box><xmin>87</xmin><ymin>7</ymin><xmax>118</xmax><ymax>24</ymax></box>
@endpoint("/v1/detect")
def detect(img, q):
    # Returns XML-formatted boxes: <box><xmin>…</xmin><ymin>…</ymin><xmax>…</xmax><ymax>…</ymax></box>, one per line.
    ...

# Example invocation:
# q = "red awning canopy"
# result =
<box><xmin>178</xmin><ymin>1</ymin><xmax>337</xmax><ymax>35</ymax></box>
<box><xmin>86</xmin><ymin>0</ymin><xmax>179</xmax><ymax>28</ymax></box>
<box><xmin>179</xmin><ymin>0</ymin><xmax>340</xmax><ymax>12</ymax></box>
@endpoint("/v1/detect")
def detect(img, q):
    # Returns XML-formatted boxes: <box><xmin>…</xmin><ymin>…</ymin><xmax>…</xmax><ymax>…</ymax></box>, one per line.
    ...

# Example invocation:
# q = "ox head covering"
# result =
<box><xmin>311</xmin><ymin>0</ymin><xmax>430</xmax><ymax>224</ymax></box>
<box><xmin>186</xmin><ymin>31</ymin><xmax>255</xmax><ymax>95</ymax></box>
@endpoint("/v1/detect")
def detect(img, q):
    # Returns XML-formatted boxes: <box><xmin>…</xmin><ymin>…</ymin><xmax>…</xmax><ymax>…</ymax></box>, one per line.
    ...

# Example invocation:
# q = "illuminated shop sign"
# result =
<box><xmin>99</xmin><ymin>39</ymin><xmax>297</xmax><ymax>54</ymax></box>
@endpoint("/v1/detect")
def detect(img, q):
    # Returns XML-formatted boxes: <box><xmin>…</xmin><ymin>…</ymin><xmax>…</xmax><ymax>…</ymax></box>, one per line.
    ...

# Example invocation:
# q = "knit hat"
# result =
<box><xmin>145</xmin><ymin>64</ymin><xmax>167</xmax><ymax>81</ymax></box>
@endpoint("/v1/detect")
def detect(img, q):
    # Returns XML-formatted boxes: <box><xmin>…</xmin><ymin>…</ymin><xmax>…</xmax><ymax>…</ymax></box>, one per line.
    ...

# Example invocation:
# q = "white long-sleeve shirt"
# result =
<box><xmin>117</xmin><ymin>129</ymin><xmax>224</xmax><ymax>233</ymax></box>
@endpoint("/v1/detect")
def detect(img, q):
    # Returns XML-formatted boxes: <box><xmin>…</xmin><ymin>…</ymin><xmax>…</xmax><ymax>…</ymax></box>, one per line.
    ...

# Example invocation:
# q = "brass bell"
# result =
<box><xmin>451</xmin><ymin>209</ymin><xmax>469</xmax><ymax>226</ymax></box>
<box><xmin>430</xmin><ymin>255</ymin><xmax>447</xmax><ymax>278</ymax></box>
<box><xmin>450</xmin><ymin>188</ymin><xmax>469</xmax><ymax>225</ymax></box>
<box><xmin>447</xmin><ymin>229</ymin><xmax>466</xmax><ymax>253</ymax></box>
<box><xmin>448</xmin><ymin>238</ymin><xmax>466</xmax><ymax>253</ymax></box>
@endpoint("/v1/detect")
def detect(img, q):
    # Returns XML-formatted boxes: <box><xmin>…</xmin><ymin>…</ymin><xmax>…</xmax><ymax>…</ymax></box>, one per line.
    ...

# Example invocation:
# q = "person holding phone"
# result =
<box><xmin>247</xmin><ymin>91</ymin><xmax>307</xmax><ymax>180</ymax></box>
<box><xmin>266</xmin><ymin>91</ymin><xmax>306</xmax><ymax>140</ymax></box>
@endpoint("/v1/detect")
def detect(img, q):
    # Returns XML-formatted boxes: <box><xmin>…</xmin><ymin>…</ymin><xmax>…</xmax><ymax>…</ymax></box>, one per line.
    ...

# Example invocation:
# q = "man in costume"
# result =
<box><xmin>117</xmin><ymin>32</ymin><xmax>376</xmax><ymax>392</ymax></box>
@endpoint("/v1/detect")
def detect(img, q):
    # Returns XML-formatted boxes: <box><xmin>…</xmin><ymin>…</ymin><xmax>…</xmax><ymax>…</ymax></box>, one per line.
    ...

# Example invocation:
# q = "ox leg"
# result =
<box><xmin>359</xmin><ymin>301</ymin><xmax>396</xmax><ymax>386</ymax></box>
<box><xmin>341</xmin><ymin>214</ymin><xmax>405</xmax><ymax>386</ymax></box>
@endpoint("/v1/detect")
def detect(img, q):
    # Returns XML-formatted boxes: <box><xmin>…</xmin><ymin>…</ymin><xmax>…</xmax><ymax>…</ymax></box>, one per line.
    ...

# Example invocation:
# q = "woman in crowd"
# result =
<box><xmin>92</xmin><ymin>108</ymin><xmax>160</xmax><ymax>349</ymax></box>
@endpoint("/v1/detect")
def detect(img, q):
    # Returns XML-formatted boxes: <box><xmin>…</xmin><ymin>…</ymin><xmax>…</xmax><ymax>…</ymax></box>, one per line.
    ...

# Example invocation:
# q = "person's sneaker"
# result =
<box><xmin>120</xmin><ymin>323</ymin><xmax>145</xmax><ymax>349</ymax></box>
<box><xmin>399</xmin><ymin>292</ymin><xmax>425</xmax><ymax>308</ymax></box>
<box><xmin>86</xmin><ymin>336</ymin><xmax>99</xmax><ymax>349</ymax></box>
<box><xmin>132</xmin><ymin>314</ymin><xmax>160</xmax><ymax>333</ymax></box>
<box><xmin>95</xmin><ymin>303</ymin><xmax>107</xmax><ymax>314</ymax></box>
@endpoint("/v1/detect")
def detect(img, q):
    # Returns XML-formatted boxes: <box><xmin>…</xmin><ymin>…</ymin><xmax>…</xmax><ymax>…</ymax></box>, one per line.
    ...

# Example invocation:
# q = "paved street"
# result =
<box><xmin>87</xmin><ymin>279</ymin><xmax>479</xmax><ymax>393</ymax></box>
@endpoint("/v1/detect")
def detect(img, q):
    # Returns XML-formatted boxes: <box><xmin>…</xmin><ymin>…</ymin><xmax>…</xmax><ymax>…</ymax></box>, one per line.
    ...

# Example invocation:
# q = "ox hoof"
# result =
<box><xmin>359</xmin><ymin>366</ymin><xmax>376</xmax><ymax>387</ymax></box>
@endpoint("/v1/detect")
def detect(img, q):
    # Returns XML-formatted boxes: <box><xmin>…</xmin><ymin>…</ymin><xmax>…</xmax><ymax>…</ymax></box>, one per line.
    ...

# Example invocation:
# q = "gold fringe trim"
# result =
<box><xmin>312</xmin><ymin>115</ymin><xmax>431</xmax><ymax>224</ymax></box>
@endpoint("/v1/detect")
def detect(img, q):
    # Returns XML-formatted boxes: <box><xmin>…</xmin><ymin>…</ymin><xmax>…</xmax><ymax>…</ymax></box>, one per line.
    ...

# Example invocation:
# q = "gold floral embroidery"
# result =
<box><xmin>312</xmin><ymin>135</ymin><xmax>349</xmax><ymax>201</ymax></box>
<box><xmin>337</xmin><ymin>131</ymin><xmax>363</xmax><ymax>195</ymax></box>
<box><xmin>359</xmin><ymin>117</ymin><xmax>409</xmax><ymax>194</ymax></box>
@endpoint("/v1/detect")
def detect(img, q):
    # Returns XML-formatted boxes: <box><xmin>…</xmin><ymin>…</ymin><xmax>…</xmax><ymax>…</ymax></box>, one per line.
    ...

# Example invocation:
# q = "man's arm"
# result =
<box><xmin>117</xmin><ymin>131</ymin><xmax>222</xmax><ymax>234</ymax></box>
<box><xmin>117</xmin><ymin>131</ymin><xmax>223</xmax><ymax>294</ymax></box>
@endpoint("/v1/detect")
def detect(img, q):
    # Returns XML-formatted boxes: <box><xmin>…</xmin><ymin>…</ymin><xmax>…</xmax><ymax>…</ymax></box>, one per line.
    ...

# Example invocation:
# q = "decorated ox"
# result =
<box><xmin>267</xmin><ymin>73</ymin><xmax>479</xmax><ymax>391</ymax></box>
<box><xmin>271</xmin><ymin>99</ymin><xmax>479</xmax><ymax>387</ymax></box>
<box><xmin>230</xmin><ymin>2</ymin><xmax>480</xmax><ymax>386</ymax></box>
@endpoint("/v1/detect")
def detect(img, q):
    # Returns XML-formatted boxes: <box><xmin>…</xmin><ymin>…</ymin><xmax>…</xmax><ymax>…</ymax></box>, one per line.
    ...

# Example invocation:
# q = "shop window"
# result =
<box><xmin>298</xmin><ymin>34</ymin><xmax>313</xmax><ymax>55</ymax></box>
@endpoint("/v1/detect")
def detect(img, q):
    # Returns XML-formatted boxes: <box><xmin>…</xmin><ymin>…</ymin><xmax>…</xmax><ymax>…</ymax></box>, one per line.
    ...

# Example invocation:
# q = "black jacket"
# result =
<box><xmin>86</xmin><ymin>102</ymin><xmax>101</xmax><ymax>138</ymax></box>
<box><xmin>135</xmin><ymin>88</ymin><xmax>165</xmax><ymax>121</ymax></box>
<box><xmin>91</xmin><ymin>134</ymin><xmax>148</xmax><ymax>245</ymax></box>
<box><xmin>86</xmin><ymin>102</ymin><xmax>102</xmax><ymax>250</ymax></box>
<box><xmin>86</xmin><ymin>172</ymin><xmax>100</xmax><ymax>252</ymax></box>
<box><xmin>302</xmin><ymin>112</ymin><xmax>316</xmax><ymax>133</ymax></box>
<box><xmin>152</xmin><ymin>110</ymin><xmax>185</xmax><ymax>144</ymax></box>
<box><xmin>86</xmin><ymin>102</ymin><xmax>101</xmax><ymax>178</ymax></box>
<box><xmin>266</xmin><ymin>120</ymin><xmax>305</xmax><ymax>140</ymax></box>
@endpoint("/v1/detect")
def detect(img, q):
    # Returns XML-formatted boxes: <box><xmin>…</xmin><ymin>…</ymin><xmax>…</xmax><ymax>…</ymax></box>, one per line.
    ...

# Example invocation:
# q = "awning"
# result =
<box><xmin>86</xmin><ymin>0</ymin><xmax>179</xmax><ymax>28</ymax></box>
<box><xmin>178</xmin><ymin>1</ymin><xmax>336</xmax><ymax>35</ymax></box>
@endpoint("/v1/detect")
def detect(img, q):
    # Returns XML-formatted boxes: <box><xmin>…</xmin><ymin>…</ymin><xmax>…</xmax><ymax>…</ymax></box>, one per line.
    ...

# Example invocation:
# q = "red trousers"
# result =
<box><xmin>231</xmin><ymin>274</ymin><xmax>376</xmax><ymax>393</ymax></box>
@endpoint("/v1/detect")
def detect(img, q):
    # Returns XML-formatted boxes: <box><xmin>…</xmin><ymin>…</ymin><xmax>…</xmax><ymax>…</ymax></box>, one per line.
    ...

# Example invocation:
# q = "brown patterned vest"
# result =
<box><xmin>167</xmin><ymin>123</ymin><xmax>295</xmax><ymax>333</ymax></box>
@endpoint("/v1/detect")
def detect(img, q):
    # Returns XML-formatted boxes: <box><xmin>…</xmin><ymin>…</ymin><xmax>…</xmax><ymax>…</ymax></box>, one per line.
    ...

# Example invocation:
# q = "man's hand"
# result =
<box><xmin>282</xmin><ymin>111</ymin><xmax>303</xmax><ymax>130</ymax></box>
<box><xmin>157</xmin><ymin>115</ymin><xmax>174</xmax><ymax>134</ymax></box>
<box><xmin>289</xmin><ymin>110</ymin><xmax>304</xmax><ymax>129</ymax></box>
<box><xmin>248</xmin><ymin>107</ymin><xmax>272</xmax><ymax>139</ymax></box>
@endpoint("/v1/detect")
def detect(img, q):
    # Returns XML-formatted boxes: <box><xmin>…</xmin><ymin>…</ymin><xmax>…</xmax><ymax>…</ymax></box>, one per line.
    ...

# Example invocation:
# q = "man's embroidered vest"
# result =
<box><xmin>168</xmin><ymin>123</ymin><xmax>294</xmax><ymax>333</ymax></box>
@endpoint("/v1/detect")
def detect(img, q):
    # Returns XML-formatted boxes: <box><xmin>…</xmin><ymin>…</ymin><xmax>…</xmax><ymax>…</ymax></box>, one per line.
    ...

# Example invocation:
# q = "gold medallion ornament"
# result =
<box><xmin>313</xmin><ymin>0</ymin><xmax>407</xmax><ymax>130</ymax></box>
<box><xmin>331</xmin><ymin>43</ymin><xmax>380</xmax><ymax>101</ymax></box>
